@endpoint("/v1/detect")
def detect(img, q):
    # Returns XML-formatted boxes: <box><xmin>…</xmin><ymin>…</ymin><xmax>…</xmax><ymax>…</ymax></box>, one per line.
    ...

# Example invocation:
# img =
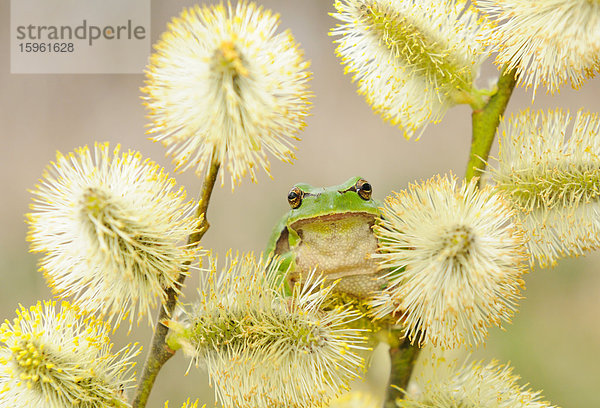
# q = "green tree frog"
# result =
<box><xmin>266</xmin><ymin>176</ymin><xmax>386</xmax><ymax>299</ymax></box>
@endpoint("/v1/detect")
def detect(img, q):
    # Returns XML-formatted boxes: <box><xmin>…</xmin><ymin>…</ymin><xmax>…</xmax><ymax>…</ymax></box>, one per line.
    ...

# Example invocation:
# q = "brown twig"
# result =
<box><xmin>132</xmin><ymin>156</ymin><xmax>220</xmax><ymax>408</ymax></box>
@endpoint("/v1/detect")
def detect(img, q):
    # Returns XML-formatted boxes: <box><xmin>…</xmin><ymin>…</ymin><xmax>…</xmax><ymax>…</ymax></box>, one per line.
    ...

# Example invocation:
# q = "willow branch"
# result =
<box><xmin>466</xmin><ymin>67</ymin><xmax>518</xmax><ymax>184</ymax></box>
<box><xmin>384</xmin><ymin>329</ymin><xmax>421</xmax><ymax>408</ymax></box>
<box><xmin>132</xmin><ymin>156</ymin><xmax>221</xmax><ymax>408</ymax></box>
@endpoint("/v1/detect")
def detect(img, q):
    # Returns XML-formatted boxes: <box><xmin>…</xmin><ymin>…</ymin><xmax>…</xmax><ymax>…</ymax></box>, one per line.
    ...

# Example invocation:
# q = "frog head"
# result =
<box><xmin>285</xmin><ymin>176</ymin><xmax>379</xmax><ymax>225</ymax></box>
<box><xmin>267</xmin><ymin>177</ymin><xmax>383</xmax><ymax>298</ymax></box>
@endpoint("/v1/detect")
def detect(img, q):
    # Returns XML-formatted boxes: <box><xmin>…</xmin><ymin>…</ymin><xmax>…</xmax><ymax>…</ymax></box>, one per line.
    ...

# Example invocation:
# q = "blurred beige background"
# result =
<box><xmin>1</xmin><ymin>1</ymin><xmax>599</xmax><ymax>407</ymax></box>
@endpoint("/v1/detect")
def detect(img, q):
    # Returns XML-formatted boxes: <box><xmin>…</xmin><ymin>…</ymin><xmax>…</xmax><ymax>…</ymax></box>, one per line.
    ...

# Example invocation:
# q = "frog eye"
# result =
<box><xmin>287</xmin><ymin>187</ymin><xmax>303</xmax><ymax>209</ymax></box>
<box><xmin>355</xmin><ymin>179</ymin><xmax>372</xmax><ymax>200</ymax></box>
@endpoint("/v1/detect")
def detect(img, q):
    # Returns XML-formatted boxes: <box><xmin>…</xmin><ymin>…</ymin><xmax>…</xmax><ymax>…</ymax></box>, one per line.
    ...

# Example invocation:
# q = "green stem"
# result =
<box><xmin>384</xmin><ymin>330</ymin><xmax>421</xmax><ymax>408</ymax></box>
<box><xmin>131</xmin><ymin>156</ymin><xmax>221</xmax><ymax>408</ymax></box>
<box><xmin>466</xmin><ymin>67</ymin><xmax>518</xmax><ymax>184</ymax></box>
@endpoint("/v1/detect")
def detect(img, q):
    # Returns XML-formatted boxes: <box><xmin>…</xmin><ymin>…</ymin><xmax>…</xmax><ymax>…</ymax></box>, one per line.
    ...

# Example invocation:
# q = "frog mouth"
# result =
<box><xmin>290</xmin><ymin>212</ymin><xmax>376</xmax><ymax>230</ymax></box>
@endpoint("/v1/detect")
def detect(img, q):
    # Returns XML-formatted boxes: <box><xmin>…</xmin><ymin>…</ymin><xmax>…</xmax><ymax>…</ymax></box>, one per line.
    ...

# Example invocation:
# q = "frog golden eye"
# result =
<box><xmin>287</xmin><ymin>187</ymin><xmax>303</xmax><ymax>209</ymax></box>
<box><xmin>356</xmin><ymin>179</ymin><xmax>372</xmax><ymax>200</ymax></box>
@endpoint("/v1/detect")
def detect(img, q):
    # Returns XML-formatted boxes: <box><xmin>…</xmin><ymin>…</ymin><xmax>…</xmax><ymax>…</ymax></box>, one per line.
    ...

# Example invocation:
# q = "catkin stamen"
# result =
<box><xmin>359</xmin><ymin>1</ymin><xmax>473</xmax><ymax>99</ymax></box>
